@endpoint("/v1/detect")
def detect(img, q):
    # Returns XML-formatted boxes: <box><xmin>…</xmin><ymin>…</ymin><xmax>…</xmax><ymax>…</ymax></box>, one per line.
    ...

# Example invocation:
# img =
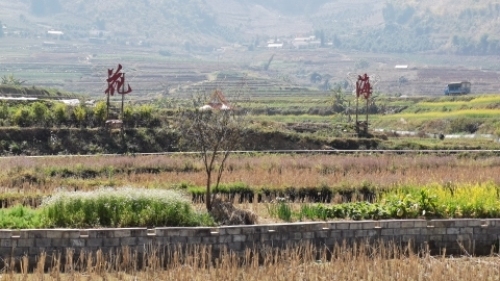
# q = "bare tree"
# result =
<box><xmin>179</xmin><ymin>90</ymin><xmax>247</xmax><ymax>211</ymax></box>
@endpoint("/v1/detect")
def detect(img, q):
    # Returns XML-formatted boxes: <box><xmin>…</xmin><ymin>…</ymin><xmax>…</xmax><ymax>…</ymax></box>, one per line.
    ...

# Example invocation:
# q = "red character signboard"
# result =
<box><xmin>105</xmin><ymin>64</ymin><xmax>132</xmax><ymax>96</ymax></box>
<box><xmin>104</xmin><ymin>64</ymin><xmax>133</xmax><ymax>122</ymax></box>
<box><xmin>356</xmin><ymin>73</ymin><xmax>372</xmax><ymax>100</ymax></box>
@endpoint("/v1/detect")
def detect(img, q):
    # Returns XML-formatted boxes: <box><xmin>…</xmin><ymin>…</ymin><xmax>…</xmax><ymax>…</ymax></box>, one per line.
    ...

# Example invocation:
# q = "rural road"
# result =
<box><xmin>1</xmin><ymin>149</ymin><xmax>500</xmax><ymax>159</ymax></box>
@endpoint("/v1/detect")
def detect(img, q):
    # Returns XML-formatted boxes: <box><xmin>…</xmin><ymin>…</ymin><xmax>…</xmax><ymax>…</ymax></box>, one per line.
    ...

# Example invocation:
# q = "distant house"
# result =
<box><xmin>267</xmin><ymin>43</ymin><xmax>283</xmax><ymax>49</ymax></box>
<box><xmin>89</xmin><ymin>29</ymin><xmax>110</xmax><ymax>44</ymax></box>
<box><xmin>292</xmin><ymin>36</ymin><xmax>318</xmax><ymax>49</ymax></box>
<box><xmin>294</xmin><ymin>36</ymin><xmax>315</xmax><ymax>42</ymax></box>
<box><xmin>308</xmin><ymin>40</ymin><xmax>321</xmax><ymax>48</ymax></box>
<box><xmin>47</xmin><ymin>30</ymin><xmax>64</xmax><ymax>39</ymax></box>
<box><xmin>47</xmin><ymin>30</ymin><xmax>63</xmax><ymax>35</ymax></box>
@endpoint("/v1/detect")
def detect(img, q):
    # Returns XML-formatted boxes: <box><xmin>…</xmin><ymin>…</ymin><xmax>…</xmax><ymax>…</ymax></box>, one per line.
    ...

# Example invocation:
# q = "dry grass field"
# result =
<box><xmin>1</xmin><ymin>242</ymin><xmax>500</xmax><ymax>280</ymax></box>
<box><xmin>1</xmin><ymin>153</ymin><xmax>500</xmax><ymax>223</ymax></box>
<box><xmin>1</xmin><ymin>153</ymin><xmax>498</xmax><ymax>194</ymax></box>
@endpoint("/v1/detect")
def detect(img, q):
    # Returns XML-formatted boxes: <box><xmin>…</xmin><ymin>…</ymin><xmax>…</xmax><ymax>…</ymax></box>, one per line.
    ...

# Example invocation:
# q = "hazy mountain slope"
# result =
<box><xmin>1</xmin><ymin>0</ymin><xmax>500</xmax><ymax>54</ymax></box>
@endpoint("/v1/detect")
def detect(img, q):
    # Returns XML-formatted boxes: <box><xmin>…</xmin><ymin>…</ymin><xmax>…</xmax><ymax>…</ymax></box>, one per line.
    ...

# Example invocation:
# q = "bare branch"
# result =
<box><xmin>176</xmin><ymin>89</ymin><xmax>249</xmax><ymax>210</ymax></box>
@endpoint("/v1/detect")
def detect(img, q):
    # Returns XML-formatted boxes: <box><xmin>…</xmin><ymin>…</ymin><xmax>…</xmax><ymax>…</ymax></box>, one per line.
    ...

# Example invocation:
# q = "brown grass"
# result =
<box><xmin>1</xmin><ymin>242</ymin><xmax>499</xmax><ymax>280</ymax></box>
<box><xmin>1</xmin><ymin>154</ymin><xmax>499</xmax><ymax>195</ymax></box>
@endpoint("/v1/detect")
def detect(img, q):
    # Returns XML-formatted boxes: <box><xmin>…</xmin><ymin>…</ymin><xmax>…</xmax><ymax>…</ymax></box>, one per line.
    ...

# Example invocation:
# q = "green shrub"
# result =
<box><xmin>449</xmin><ymin>118</ymin><xmax>481</xmax><ymax>134</ymax></box>
<box><xmin>267</xmin><ymin>201</ymin><xmax>292</xmax><ymax>222</ymax></box>
<box><xmin>11</xmin><ymin>106</ymin><xmax>32</xmax><ymax>127</ymax></box>
<box><xmin>73</xmin><ymin>105</ymin><xmax>87</xmax><ymax>127</ymax></box>
<box><xmin>52</xmin><ymin>103</ymin><xmax>68</xmax><ymax>125</ymax></box>
<box><xmin>93</xmin><ymin>101</ymin><xmax>107</xmax><ymax>125</ymax></box>
<box><xmin>31</xmin><ymin>102</ymin><xmax>49</xmax><ymax>125</ymax></box>
<box><xmin>42</xmin><ymin>187</ymin><xmax>213</xmax><ymax>228</ymax></box>
<box><xmin>0</xmin><ymin>205</ymin><xmax>44</xmax><ymax>229</ymax></box>
<box><xmin>277</xmin><ymin>202</ymin><xmax>292</xmax><ymax>221</ymax></box>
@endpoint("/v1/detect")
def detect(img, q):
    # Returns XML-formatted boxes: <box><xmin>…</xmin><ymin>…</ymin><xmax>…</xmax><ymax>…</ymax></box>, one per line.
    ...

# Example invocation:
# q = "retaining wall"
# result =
<box><xmin>1</xmin><ymin>219</ymin><xmax>500</xmax><ymax>260</ymax></box>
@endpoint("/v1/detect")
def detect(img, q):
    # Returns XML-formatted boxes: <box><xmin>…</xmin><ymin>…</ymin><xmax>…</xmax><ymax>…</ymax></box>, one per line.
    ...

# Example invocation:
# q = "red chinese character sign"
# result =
<box><xmin>104</xmin><ymin>64</ymin><xmax>132</xmax><ymax>121</ymax></box>
<box><xmin>355</xmin><ymin>73</ymin><xmax>372</xmax><ymax>135</ymax></box>
<box><xmin>356</xmin><ymin>73</ymin><xmax>372</xmax><ymax>100</ymax></box>
<box><xmin>106</xmin><ymin>64</ymin><xmax>132</xmax><ymax>96</ymax></box>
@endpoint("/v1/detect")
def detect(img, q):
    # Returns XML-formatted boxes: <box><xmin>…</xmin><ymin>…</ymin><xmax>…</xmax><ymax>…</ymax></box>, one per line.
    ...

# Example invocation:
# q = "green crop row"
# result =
<box><xmin>187</xmin><ymin>182</ymin><xmax>380</xmax><ymax>203</ymax></box>
<box><xmin>268</xmin><ymin>183</ymin><xmax>500</xmax><ymax>222</ymax></box>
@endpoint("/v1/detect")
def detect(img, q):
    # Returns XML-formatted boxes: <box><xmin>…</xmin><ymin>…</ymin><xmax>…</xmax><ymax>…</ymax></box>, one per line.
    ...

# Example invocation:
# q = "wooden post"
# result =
<box><xmin>365</xmin><ymin>96</ymin><xmax>369</xmax><ymax>134</ymax></box>
<box><xmin>355</xmin><ymin>96</ymin><xmax>359</xmax><ymax>133</ymax></box>
<box><xmin>106</xmin><ymin>81</ymin><xmax>110</xmax><ymax>120</ymax></box>
<box><xmin>120</xmin><ymin>73</ymin><xmax>126</xmax><ymax>152</ymax></box>
<box><xmin>121</xmin><ymin>73</ymin><xmax>125</xmax><ymax>121</ymax></box>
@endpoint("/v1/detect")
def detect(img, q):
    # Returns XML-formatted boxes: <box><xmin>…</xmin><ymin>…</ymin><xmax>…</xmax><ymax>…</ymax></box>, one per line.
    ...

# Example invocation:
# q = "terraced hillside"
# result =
<box><xmin>1</xmin><ymin>0</ymin><xmax>500</xmax><ymax>98</ymax></box>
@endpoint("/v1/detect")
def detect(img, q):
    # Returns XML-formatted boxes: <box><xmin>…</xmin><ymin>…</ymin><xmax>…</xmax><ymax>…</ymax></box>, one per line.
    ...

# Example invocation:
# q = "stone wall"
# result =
<box><xmin>1</xmin><ymin>219</ymin><xmax>499</xmax><ymax>260</ymax></box>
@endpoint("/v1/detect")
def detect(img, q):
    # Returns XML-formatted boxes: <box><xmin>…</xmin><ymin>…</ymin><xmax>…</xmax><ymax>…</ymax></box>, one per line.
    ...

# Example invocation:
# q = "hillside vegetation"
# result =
<box><xmin>1</xmin><ymin>0</ymin><xmax>499</xmax><ymax>54</ymax></box>
<box><xmin>0</xmin><ymin>85</ymin><xmax>499</xmax><ymax>156</ymax></box>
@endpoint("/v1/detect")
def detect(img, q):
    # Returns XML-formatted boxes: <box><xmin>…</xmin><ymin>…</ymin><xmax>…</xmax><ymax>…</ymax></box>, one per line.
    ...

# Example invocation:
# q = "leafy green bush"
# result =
<box><xmin>309</xmin><ymin>202</ymin><xmax>391</xmax><ymax>221</ymax></box>
<box><xmin>73</xmin><ymin>105</ymin><xmax>87</xmax><ymax>127</ymax></box>
<box><xmin>271</xmin><ymin>183</ymin><xmax>500</xmax><ymax>222</ymax></box>
<box><xmin>449</xmin><ymin>118</ymin><xmax>482</xmax><ymax>134</ymax></box>
<box><xmin>266</xmin><ymin>200</ymin><xmax>293</xmax><ymax>222</ymax></box>
<box><xmin>42</xmin><ymin>187</ymin><xmax>213</xmax><ymax>228</ymax></box>
<box><xmin>31</xmin><ymin>102</ymin><xmax>49</xmax><ymax>126</ymax></box>
<box><xmin>52</xmin><ymin>103</ymin><xmax>68</xmax><ymax>125</ymax></box>
<box><xmin>0</xmin><ymin>205</ymin><xmax>44</xmax><ymax>229</ymax></box>
<box><xmin>93</xmin><ymin>101</ymin><xmax>107</xmax><ymax>126</ymax></box>
<box><xmin>11</xmin><ymin>106</ymin><xmax>32</xmax><ymax>127</ymax></box>
<box><xmin>276</xmin><ymin>202</ymin><xmax>292</xmax><ymax>221</ymax></box>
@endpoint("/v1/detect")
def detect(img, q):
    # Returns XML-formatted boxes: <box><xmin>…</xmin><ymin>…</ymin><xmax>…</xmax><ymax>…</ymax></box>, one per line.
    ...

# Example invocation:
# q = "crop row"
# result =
<box><xmin>269</xmin><ymin>182</ymin><xmax>500</xmax><ymax>222</ymax></box>
<box><xmin>2</xmin><ymin>182</ymin><xmax>500</xmax><ymax>229</ymax></box>
<box><xmin>188</xmin><ymin>183</ymin><xmax>378</xmax><ymax>204</ymax></box>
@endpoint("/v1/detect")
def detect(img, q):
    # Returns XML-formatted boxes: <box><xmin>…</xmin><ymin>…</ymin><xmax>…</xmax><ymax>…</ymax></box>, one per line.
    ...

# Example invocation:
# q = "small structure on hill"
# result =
<box><xmin>199</xmin><ymin>90</ymin><xmax>232</xmax><ymax>111</ymax></box>
<box><xmin>444</xmin><ymin>81</ymin><xmax>471</xmax><ymax>96</ymax></box>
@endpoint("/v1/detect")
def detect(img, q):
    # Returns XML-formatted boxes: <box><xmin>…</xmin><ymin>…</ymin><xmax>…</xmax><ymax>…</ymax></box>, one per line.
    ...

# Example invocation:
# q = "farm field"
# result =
<box><xmin>1</xmin><ymin>53</ymin><xmax>500</xmax><ymax>281</ymax></box>
<box><xmin>2</xmin><ymin>153</ymin><xmax>500</xmax><ymax>226</ymax></box>
<box><xmin>2</xmin><ymin>153</ymin><xmax>500</xmax><ymax>195</ymax></box>
<box><xmin>2</xmin><ymin>38</ymin><xmax>500</xmax><ymax>99</ymax></box>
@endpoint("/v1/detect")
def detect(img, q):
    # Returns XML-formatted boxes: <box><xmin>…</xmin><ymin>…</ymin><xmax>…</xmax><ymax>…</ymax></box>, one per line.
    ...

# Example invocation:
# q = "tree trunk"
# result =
<box><xmin>206</xmin><ymin>171</ymin><xmax>212</xmax><ymax>211</ymax></box>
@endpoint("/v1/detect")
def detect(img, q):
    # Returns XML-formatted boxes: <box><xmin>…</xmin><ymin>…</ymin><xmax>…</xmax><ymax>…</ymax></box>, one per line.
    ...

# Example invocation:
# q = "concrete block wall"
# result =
<box><xmin>1</xmin><ymin>219</ymin><xmax>499</xmax><ymax>260</ymax></box>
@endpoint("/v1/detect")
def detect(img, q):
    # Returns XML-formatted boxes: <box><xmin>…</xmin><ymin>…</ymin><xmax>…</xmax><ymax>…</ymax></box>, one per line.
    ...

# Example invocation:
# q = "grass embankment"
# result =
<box><xmin>1</xmin><ymin>92</ymin><xmax>500</xmax><ymax>154</ymax></box>
<box><xmin>0</xmin><ymin>188</ymin><xmax>213</xmax><ymax>229</ymax></box>
<box><xmin>0</xmin><ymin>85</ymin><xmax>77</xmax><ymax>98</ymax></box>
<box><xmin>372</xmin><ymin>94</ymin><xmax>500</xmax><ymax>135</ymax></box>
<box><xmin>234</xmin><ymin>94</ymin><xmax>500</xmax><ymax>150</ymax></box>
<box><xmin>246</xmin><ymin>94</ymin><xmax>500</xmax><ymax>132</ymax></box>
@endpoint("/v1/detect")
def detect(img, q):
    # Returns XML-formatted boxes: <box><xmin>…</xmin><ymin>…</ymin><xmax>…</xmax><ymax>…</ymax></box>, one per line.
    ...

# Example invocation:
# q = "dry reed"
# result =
<box><xmin>1</xmin><ymin>242</ymin><xmax>499</xmax><ymax>280</ymax></box>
